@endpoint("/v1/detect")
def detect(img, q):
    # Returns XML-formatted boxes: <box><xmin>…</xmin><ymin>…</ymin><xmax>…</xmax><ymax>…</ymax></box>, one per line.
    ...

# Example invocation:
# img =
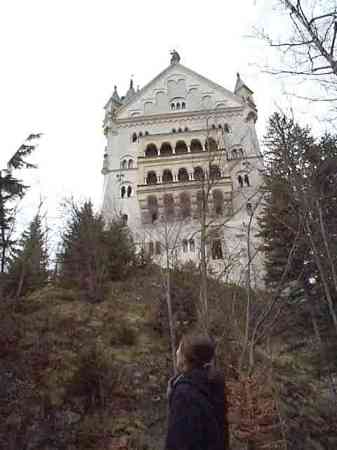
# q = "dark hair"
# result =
<box><xmin>180</xmin><ymin>332</ymin><xmax>215</xmax><ymax>369</ymax></box>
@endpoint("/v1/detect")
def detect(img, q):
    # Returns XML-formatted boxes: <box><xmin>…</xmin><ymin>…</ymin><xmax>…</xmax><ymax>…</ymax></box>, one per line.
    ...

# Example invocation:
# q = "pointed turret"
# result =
<box><xmin>112</xmin><ymin>85</ymin><xmax>120</xmax><ymax>102</ymax></box>
<box><xmin>234</xmin><ymin>73</ymin><xmax>255</xmax><ymax>105</ymax></box>
<box><xmin>125</xmin><ymin>78</ymin><xmax>136</xmax><ymax>101</ymax></box>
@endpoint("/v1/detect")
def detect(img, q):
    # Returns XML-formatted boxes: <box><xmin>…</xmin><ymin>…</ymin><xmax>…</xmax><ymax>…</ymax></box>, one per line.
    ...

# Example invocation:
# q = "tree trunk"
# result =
<box><xmin>165</xmin><ymin>254</ymin><xmax>177</xmax><ymax>374</ymax></box>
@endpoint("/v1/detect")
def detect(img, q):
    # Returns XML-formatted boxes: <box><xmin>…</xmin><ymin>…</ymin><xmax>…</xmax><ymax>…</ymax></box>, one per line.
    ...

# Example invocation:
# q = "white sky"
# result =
<box><xmin>0</xmin><ymin>0</ymin><xmax>328</xmax><ymax>241</ymax></box>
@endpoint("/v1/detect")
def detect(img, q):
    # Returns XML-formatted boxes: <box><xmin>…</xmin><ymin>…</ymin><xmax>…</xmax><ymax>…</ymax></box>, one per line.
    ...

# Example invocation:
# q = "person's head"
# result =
<box><xmin>176</xmin><ymin>332</ymin><xmax>215</xmax><ymax>374</ymax></box>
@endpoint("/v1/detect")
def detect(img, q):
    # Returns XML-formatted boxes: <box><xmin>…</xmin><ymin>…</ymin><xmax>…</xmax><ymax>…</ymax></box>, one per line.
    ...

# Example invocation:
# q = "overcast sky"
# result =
<box><xmin>0</xmin><ymin>0</ymin><xmax>327</xmax><ymax>241</ymax></box>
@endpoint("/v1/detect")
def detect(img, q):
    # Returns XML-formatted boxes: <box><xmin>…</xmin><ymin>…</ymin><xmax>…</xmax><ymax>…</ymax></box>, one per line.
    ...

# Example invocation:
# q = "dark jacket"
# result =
<box><xmin>165</xmin><ymin>368</ymin><xmax>229</xmax><ymax>450</ymax></box>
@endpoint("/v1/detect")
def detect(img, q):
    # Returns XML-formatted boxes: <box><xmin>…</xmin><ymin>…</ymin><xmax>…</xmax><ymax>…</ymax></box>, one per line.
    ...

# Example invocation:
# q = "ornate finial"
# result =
<box><xmin>112</xmin><ymin>85</ymin><xmax>120</xmax><ymax>101</ymax></box>
<box><xmin>170</xmin><ymin>49</ymin><xmax>181</xmax><ymax>65</ymax></box>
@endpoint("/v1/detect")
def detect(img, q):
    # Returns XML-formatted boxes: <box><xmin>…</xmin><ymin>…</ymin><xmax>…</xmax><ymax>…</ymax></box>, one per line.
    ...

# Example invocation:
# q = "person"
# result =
<box><xmin>165</xmin><ymin>332</ymin><xmax>229</xmax><ymax>450</ymax></box>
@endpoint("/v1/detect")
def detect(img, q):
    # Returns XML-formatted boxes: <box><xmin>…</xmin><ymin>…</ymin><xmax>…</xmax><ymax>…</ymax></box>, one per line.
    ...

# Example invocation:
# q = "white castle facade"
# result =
<box><xmin>102</xmin><ymin>52</ymin><xmax>264</xmax><ymax>286</ymax></box>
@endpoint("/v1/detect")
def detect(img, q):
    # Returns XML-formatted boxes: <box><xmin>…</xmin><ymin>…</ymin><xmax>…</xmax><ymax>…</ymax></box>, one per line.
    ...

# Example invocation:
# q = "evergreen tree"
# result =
<box><xmin>0</xmin><ymin>134</ymin><xmax>41</xmax><ymax>272</ymax></box>
<box><xmin>5</xmin><ymin>213</ymin><xmax>49</xmax><ymax>298</ymax></box>
<box><xmin>58</xmin><ymin>201</ymin><xmax>135</xmax><ymax>302</ymax></box>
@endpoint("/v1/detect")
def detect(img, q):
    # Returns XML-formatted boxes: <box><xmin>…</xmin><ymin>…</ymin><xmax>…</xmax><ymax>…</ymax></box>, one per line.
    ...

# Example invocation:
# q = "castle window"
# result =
<box><xmin>163</xmin><ymin>193</ymin><xmax>175</xmax><ymax>219</ymax></box>
<box><xmin>175</xmin><ymin>140</ymin><xmax>188</xmax><ymax>155</ymax></box>
<box><xmin>145</xmin><ymin>131</ymin><xmax>149</xmax><ymax>136</ymax></box>
<box><xmin>182</xmin><ymin>239</ymin><xmax>188</xmax><ymax>253</ymax></box>
<box><xmin>213</xmin><ymin>189</ymin><xmax>224</xmax><ymax>215</ymax></box>
<box><xmin>121</xmin><ymin>159</ymin><xmax>127</xmax><ymax>169</ymax></box>
<box><xmin>244</xmin><ymin>174</ymin><xmax>250</xmax><ymax>186</ymax></box>
<box><xmin>179</xmin><ymin>192</ymin><xmax>191</xmax><ymax>218</ymax></box>
<box><xmin>145</xmin><ymin>143</ymin><xmax>158</xmax><ymax>157</ymax></box>
<box><xmin>176</xmin><ymin>103</ymin><xmax>181</xmax><ymax>110</ymax></box>
<box><xmin>205</xmin><ymin>137</ymin><xmax>218</xmax><ymax>152</ymax></box>
<box><xmin>139</xmin><ymin>132</ymin><xmax>143</xmax><ymax>138</ymax></box>
<box><xmin>171</xmin><ymin>103</ymin><xmax>175</xmax><ymax>110</ymax></box>
<box><xmin>132</xmin><ymin>132</ymin><xmax>137</xmax><ymax>143</ymax></box>
<box><xmin>147</xmin><ymin>195</ymin><xmax>158</xmax><ymax>223</ymax></box>
<box><xmin>238</xmin><ymin>175</ymin><xmax>243</xmax><ymax>188</ymax></box>
<box><xmin>194</xmin><ymin>166</ymin><xmax>204</xmax><ymax>181</ymax></box>
<box><xmin>182</xmin><ymin>102</ymin><xmax>186</xmax><ymax>109</ymax></box>
<box><xmin>178</xmin><ymin>168</ymin><xmax>189</xmax><ymax>182</ymax></box>
<box><xmin>122</xmin><ymin>214</ymin><xmax>128</xmax><ymax>225</ymax></box>
<box><xmin>127</xmin><ymin>186</ymin><xmax>132</xmax><ymax>197</ymax></box>
<box><xmin>210</xmin><ymin>165</ymin><xmax>221</xmax><ymax>180</ymax></box>
<box><xmin>162</xmin><ymin>169</ymin><xmax>173</xmax><ymax>183</ymax></box>
<box><xmin>160</xmin><ymin>142</ymin><xmax>173</xmax><ymax>157</ymax></box>
<box><xmin>128</xmin><ymin>159</ymin><xmax>134</xmax><ymax>169</ymax></box>
<box><xmin>184</xmin><ymin>126</ymin><xmax>188</xmax><ymax>131</ymax></box>
<box><xmin>146</xmin><ymin>171</ymin><xmax>157</xmax><ymax>185</ymax></box>
<box><xmin>189</xmin><ymin>239</ymin><xmax>195</xmax><ymax>252</ymax></box>
<box><xmin>212</xmin><ymin>124</ymin><xmax>216</xmax><ymax>130</ymax></box>
<box><xmin>218</xmin><ymin>124</ymin><xmax>222</xmax><ymax>129</ymax></box>
<box><xmin>172</xmin><ymin>128</ymin><xmax>176</xmax><ymax>133</ymax></box>
<box><xmin>231</xmin><ymin>149</ymin><xmax>238</xmax><ymax>159</ymax></box>
<box><xmin>178</xmin><ymin>128</ymin><xmax>182</xmax><ymax>132</ymax></box>
<box><xmin>224</xmin><ymin>123</ymin><xmax>231</xmax><ymax>133</ymax></box>
<box><xmin>121</xmin><ymin>186</ymin><xmax>126</xmax><ymax>198</ymax></box>
<box><xmin>238</xmin><ymin>148</ymin><xmax>244</xmax><ymax>158</ymax></box>
<box><xmin>155</xmin><ymin>241</ymin><xmax>161</xmax><ymax>255</ymax></box>
<box><xmin>212</xmin><ymin>239</ymin><xmax>223</xmax><ymax>260</ymax></box>
<box><xmin>190</xmin><ymin>139</ymin><xmax>203</xmax><ymax>153</ymax></box>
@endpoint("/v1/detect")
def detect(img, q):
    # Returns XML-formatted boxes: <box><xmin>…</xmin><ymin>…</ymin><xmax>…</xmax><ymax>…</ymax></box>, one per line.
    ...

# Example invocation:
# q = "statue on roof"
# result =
<box><xmin>170</xmin><ymin>49</ymin><xmax>181</xmax><ymax>65</ymax></box>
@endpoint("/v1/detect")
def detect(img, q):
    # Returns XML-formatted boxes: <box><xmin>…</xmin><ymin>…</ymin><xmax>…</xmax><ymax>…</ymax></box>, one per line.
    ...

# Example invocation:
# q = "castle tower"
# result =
<box><xmin>102</xmin><ymin>52</ymin><xmax>263</xmax><ymax>286</ymax></box>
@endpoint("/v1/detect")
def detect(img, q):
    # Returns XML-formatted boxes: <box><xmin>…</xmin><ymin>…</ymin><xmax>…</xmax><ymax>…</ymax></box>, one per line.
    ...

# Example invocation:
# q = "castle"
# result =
<box><xmin>102</xmin><ymin>51</ymin><xmax>263</xmax><ymax>286</ymax></box>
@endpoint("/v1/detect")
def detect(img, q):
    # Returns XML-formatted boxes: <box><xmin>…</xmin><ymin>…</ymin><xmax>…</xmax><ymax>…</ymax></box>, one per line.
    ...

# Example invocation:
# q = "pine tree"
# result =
<box><xmin>58</xmin><ymin>201</ymin><xmax>135</xmax><ymax>302</ymax></box>
<box><xmin>5</xmin><ymin>213</ymin><xmax>49</xmax><ymax>298</ymax></box>
<box><xmin>0</xmin><ymin>133</ymin><xmax>41</xmax><ymax>272</ymax></box>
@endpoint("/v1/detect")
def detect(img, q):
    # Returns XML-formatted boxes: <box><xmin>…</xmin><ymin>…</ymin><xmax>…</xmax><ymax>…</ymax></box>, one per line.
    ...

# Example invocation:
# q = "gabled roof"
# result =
<box><xmin>234</xmin><ymin>73</ymin><xmax>253</xmax><ymax>95</ymax></box>
<box><xmin>114</xmin><ymin>62</ymin><xmax>246</xmax><ymax>117</ymax></box>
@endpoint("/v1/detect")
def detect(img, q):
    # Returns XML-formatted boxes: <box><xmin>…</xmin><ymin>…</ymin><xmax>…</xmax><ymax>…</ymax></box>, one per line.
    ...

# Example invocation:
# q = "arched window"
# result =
<box><xmin>145</xmin><ymin>143</ymin><xmax>158</xmax><ymax>157</ymax></box>
<box><xmin>139</xmin><ymin>132</ymin><xmax>143</xmax><ymax>138</ymax></box>
<box><xmin>127</xmin><ymin>185</ymin><xmax>132</xmax><ymax>198</ymax></box>
<box><xmin>122</xmin><ymin>214</ymin><xmax>128</xmax><ymax>225</ymax></box>
<box><xmin>121</xmin><ymin>186</ymin><xmax>126</xmax><ymax>198</ymax></box>
<box><xmin>121</xmin><ymin>159</ymin><xmax>127</xmax><ymax>169</ymax></box>
<box><xmin>212</xmin><ymin>240</ymin><xmax>223</xmax><ymax>260</ymax></box>
<box><xmin>171</xmin><ymin>103</ymin><xmax>175</xmax><ymax>110</ymax></box>
<box><xmin>182</xmin><ymin>239</ymin><xmax>188</xmax><ymax>253</ymax></box>
<box><xmin>145</xmin><ymin>131</ymin><xmax>149</xmax><ymax>136</ymax></box>
<box><xmin>147</xmin><ymin>195</ymin><xmax>158</xmax><ymax>223</ymax></box>
<box><xmin>210</xmin><ymin>165</ymin><xmax>221</xmax><ymax>180</ymax></box>
<box><xmin>212</xmin><ymin>124</ymin><xmax>216</xmax><ymax>129</ymax></box>
<box><xmin>162</xmin><ymin>169</ymin><xmax>173</xmax><ymax>183</ymax></box>
<box><xmin>224</xmin><ymin>123</ymin><xmax>231</xmax><ymax>133</ymax></box>
<box><xmin>182</xmin><ymin>102</ymin><xmax>186</xmax><ymax>109</ymax></box>
<box><xmin>132</xmin><ymin>132</ymin><xmax>137</xmax><ymax>143</ymax></box>
<box><xmin>218</xmin><ymin>124</ymin><xmax>222</xmax><ymax>129</ymax></box>
<box><xmin>196</xmin><ymin>190</ymin><xmax>205</xmax><ymax>215</ymax></box>
<box><xmin>163</xmin><ymin>194</ymin><xmax>175</xmax><ymax>219</ymax></box>
<box><xmin>231</xmin><ymin>149</ymin><xmax>238</xmax><ymax>159</ymax></box>
<box><xmin>238</xmin><ymin>148</ymin><xmax>244</xmax><ymax>158</ymax></box>
<box><xmin>180</xmin><ymin>192</ymin><xmax>191</xmax><ymax>218</ymax></box>
<box><xmin>244</xmin><ymin>174</ymin><xmax>250</xmax><ymax>186</ymax></box>
<box><xmin>190</xmin><ymin>139</ymin><xmax>203</xmax><ymax>153</ymax></box>
<box><xmin>176</xmin><ymin>103</ymin><xmax>181</xmax><ymax>110</ymax></box>
<box><xmin>238</xmin><ymin>175</ymin><xmax>243</xmax><ymax>188</ymax></box>
<box><xmin>189</xmin><ymin>239</ymin><xmax>195</xmax><ymax>252</ymax></box>
<box><xmin>160</xmin><ymin>142</ymin><xmax>173</xmax><ymax>157</ymax></box>
<box><xmin>178</xmin><ymin>168</ymin><xmax>189</xmax><ymax>182</ymax></box>
<box><xmin>184</xmin><ymin>126</ymin><xmax>188</xmax><ymax>131</ymax></box>
<box><xmin>213</xmin><ymin>189</ymin><xmax>224</xmax><ymax>215</ymax></box>
<box><xmin>194</xmin><ymin>166</ymin><xmax>204</xmax><ymax>181</ymax></box>
<box><xmin>128</xmin><ymin>159</ymin><xmax>133</xmax><ymax>169</ymax></box>
<box><xmin>178</xmin><ymin>128</ymin><xmax>182</xmax><ymax>132</ymax></box>
<box><xmin>205</xmin><ymin>137</ymin><xmax>218</xmax><ymax>152</ymax></box>
<box><xmin>172</xmin><ymin>128</ymin><xmax>176</xmax><ymax>133</ymax></box>
<box><xmin>146</xmin><ymin>171</ymin><xmax>157</xmax><ymax>185</ymax></box>
<box><xmin>175</xmin><ymin>140</ymin><xmax>188</xmax><ymax>155</ymax></box>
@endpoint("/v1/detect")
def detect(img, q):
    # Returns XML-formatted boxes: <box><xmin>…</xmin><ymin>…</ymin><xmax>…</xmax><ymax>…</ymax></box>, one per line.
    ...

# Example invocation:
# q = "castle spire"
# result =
<box><xmin>125</xmin><ymin>76</ymin><xmax>136</xmax><ymax>101</ymax></box>
<box><xmin>112</xmin><ymin>85</ymin><xmax>120</xmax><ymax>102</ymax></box>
